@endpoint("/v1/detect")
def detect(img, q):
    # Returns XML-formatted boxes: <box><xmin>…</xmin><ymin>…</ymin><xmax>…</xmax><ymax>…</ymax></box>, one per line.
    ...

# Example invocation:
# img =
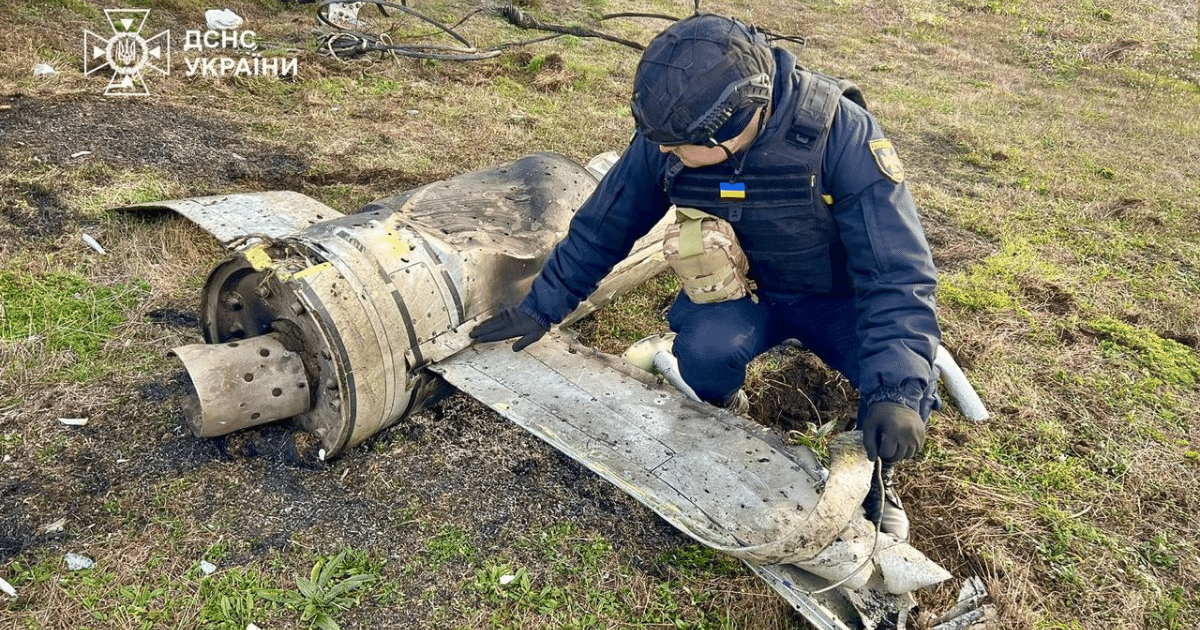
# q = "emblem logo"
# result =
<box><xmin>83</xmin><ymin>9</ymin><xmax>171</xmax><ymax>96</ymax></box>
<box><xmin>869</xmin><ymin>138</ymin><xmax>905</xmax><ymax>184</ymax></box>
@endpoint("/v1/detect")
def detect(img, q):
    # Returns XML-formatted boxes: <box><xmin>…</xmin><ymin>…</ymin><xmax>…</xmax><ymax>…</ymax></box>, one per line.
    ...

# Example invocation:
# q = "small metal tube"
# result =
<box><xmin>170</xmin><ymin>334</ymin><xmax>312</xmax><ymax>437</ymax></box>
<box><xmin>934</xmin><ymin>345</ymin><xmax>990</xmax><ymax>421</ymax></box>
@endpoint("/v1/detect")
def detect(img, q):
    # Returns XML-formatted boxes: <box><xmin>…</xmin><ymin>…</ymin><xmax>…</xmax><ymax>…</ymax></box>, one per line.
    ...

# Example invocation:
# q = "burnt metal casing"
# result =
<box><xmin>172</xmin><ymin>153</ymin><xmax>669</xmax><ymax>456</ymax></box>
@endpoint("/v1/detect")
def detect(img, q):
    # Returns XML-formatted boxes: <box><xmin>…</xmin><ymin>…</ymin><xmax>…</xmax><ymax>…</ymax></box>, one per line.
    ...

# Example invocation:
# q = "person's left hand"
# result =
<box><xmin>860</xmin><ymin>401</ymin><xmax>925</xmax><ymax>462</ymax></box>
<box><xmin>468</xmin><ymin>307</ymin><xmax>548</xmax><ymax>352</ymax></box>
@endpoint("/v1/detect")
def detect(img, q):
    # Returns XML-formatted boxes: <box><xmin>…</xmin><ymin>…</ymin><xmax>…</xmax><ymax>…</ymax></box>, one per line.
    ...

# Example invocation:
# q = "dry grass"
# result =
<box><xmin>1</xmin><ymin>0</ymin><xmax>1199</xmax><ymax>629</ymax></box>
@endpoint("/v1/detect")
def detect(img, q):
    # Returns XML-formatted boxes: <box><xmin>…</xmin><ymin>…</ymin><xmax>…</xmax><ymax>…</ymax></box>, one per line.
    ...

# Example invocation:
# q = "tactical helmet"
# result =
<box><xmin>631</xmin><ymin>14</ymin><xmax>774</xmax><ymax>147</ymax></box>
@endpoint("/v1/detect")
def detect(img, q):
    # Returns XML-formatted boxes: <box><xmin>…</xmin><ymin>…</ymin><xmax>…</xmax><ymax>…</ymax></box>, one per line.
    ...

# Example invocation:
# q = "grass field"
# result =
<box><xmin>1</xmin><ymin>0</ymin><xmax>1198</xmax><ymax>628</ymax></box>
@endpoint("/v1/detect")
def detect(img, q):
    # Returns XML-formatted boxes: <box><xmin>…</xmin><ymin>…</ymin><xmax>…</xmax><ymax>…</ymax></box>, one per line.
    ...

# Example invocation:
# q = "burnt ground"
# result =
<box><xmin>0</xmin><ymin>93</ymin><xmax>430</xmax><ymax>255</ymax></box>
<box><xmin>0</xmin><ymin>94</ymin><xmax>299</xmax><ymax>257</ymax></box>
<box><xmin>0</xmin><ymin>94</ymin><xmax>308</xmax><ymax>190</ymax></box>
<box><xmin>0</xmin><ymin>93</ymin><xmax>999</xmax><ymax>629</ymax></box>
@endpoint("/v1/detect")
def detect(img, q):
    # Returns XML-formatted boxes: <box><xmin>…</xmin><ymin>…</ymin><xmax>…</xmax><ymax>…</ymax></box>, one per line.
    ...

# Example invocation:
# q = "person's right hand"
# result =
<box><xmin>860</xmin><ymin>401</ymin><xmax>926</xmax><ymax>462</ymax></box>
<box><xmin>468</xmin><ymin>307</ymin><xmax>548</xmax><ymax>352</ymax></box>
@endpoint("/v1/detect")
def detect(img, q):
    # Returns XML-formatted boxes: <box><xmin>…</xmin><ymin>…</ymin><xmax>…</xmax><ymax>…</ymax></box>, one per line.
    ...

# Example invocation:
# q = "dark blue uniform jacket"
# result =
<box><xmin>518</xmin><ymin>48</ymin><xmax>941</xmax><ymax>414</ymax></box>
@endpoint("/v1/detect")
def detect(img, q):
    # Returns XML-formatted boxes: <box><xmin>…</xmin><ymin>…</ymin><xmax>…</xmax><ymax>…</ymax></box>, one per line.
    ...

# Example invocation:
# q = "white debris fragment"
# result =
<box><xmin>81</xmin><ymin>233</ymin><xmax>107</xmax><ymax>255</ymax></box>
<box><xmin>58</xmin><ymin>417</ymin><xmax>89</xmax><ymax>426</ymax></box>
<box><xmin>199</xmin><ymin>560</ymin><xmax>217</xmax><ymax>575</ymax></box>
<box><xmin>498</xmin><ymin>574</ymin><xmax>517</xmax><ymax>586</ymax></box>
<box><xmin>934</xmin><ymin>346</ymin><xmax>989</xmax><ymax>421</ymax></box>
<box><xmin>33</xmin><ymin>63</ymin><xmax>55</xmax><ymax>76</ymax></box>
<box><xmin>70</xmin><ymin>150</ymin><xmax>92</xmax><ymax>159</ymax></box>
<box><xmin>43</xmin><ymin>518</ymin><xmax>66</xmax><ymax>534</ymax></box>
<box><xmin>0</xmin><ymin>575</ymin><xmax>16</xmax><ymax>597</ymax></box>
<box><xmin>65</xmin><ymin>553</ymin><xmax>94</xmax><ymax>570</ymax></box>
<box><xmin>247</xmin><ymin>624</ymin><xmax>263</xmax><ymax>630</ymax></box>
<box><xmin>406</xmin><ymin>109</ymin><xmax>419</xmax><ymax>116</ymax></box>
<box><xmin>325</xmin><ymin>2</ymin><xmax>367</xmax><ymax>29</ymax></box>
<box><xmin>318</xmin><ymin>448</ymin><xmax>326</xmax><ymax>461</ymax></box>
<box><xmin>205</xmin><ymin>9</ymin><xmax>243</xmax><ymax>30</ymax></box>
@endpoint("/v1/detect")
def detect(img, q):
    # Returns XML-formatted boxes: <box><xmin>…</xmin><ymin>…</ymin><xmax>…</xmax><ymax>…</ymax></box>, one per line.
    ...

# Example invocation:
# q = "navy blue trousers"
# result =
<box><xmin>667</xmin><ymin>291</ymin><xmax>866</xmax><ymax>416</ymax></box>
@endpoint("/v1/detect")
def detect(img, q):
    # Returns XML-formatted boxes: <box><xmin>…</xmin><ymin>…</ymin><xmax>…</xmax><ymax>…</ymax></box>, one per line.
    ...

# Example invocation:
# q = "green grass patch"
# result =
<box><xmin>0</xmin><ymin>271</ymin><xmax>148</xmax><ymax>377</ymax></box>
<box><xmin>939</xmin><ymin>247</ymin><xmax>1032</xmax><ymax>315</ymax></box>
<box><xmin>36</xmin><ymin>0</ymin><xmax>101</xmax><ymax>18</ymax></box>
<box><xmin>1030</xmin><ymin>457</ymin><xmax>1095</xmax><ymax>493</ymax></box>
<box><xmin>939</xmin><ymin>267</ymin><xmax>1024</xmax><ymax>314</ymax></box>
<box><xmin>1087</xmin><ymin>316</ymin><xmax>1200</xmax><ymax>387</ymax></box>
<box><xmin>421</xmin><ymin>527</ymin><xmax>478</xmax><ymax>569</ymax></box>
<box><xmin>464</xmin><ymin>523</ymin><xmax>763</xmax><ymax>629</ymax></box>
<box><xmin>1136</xmin><ymin>532</ymin><xmax>1183</xmax><ymax>570</ymax></box>
<box><xmin>572</xmin><ymin>273</ymin><xmax>678</xmax><ymax>353</ymax></box>
<box><xmin>73</xmin><ymin>167</ymin><xmax>182</xmax><ymax>215</ymax></box>
<box><xmin>197</xmin><ymin>566</ymin><xmax>285</xmax><ymax>630</ymax></box>
<box><xmin>259</xmin><ymin>549</ymin><xmax>389</xmax><ymax>630</ymax></box>
<box><xmin>468</xmin><ymin>560</ymin><xmax>741</xmax><ymax>630</ymax></box>
<box><xmin>1110</xmin><ymin>67</ymin><xmax>1200</xmax><ymax>94</ymax></box>
<box><xmin>1149</xmin><ymin>586</ymin><xmax>1194</xmax><ymax>630</ymax></box>
<box><xmin>654</xmin><ymin>544</ymin><xmax>744</xmax><ymax>579</ymax></box>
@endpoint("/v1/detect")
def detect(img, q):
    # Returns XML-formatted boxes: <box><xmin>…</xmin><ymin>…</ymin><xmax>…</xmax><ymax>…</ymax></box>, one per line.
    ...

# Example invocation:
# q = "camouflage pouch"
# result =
<box><xmin>662</xmin><ymin>207</ymin><xmax>757</xmax><ymax>304</ymax></box>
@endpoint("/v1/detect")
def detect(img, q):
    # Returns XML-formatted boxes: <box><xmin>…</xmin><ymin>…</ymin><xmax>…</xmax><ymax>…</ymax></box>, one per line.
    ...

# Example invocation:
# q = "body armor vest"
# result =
<box><xmin>665</xmin><ymin>70</ymin><xmax>856</xmax><ymax>302</ymax></box>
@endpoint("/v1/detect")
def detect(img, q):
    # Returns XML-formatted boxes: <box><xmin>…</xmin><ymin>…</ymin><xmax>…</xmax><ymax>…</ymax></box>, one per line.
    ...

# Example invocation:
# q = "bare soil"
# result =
<box><xmin>0</xmin><ymin>94</ymin><xmax>307</xmax><ymax>190</ymax></box>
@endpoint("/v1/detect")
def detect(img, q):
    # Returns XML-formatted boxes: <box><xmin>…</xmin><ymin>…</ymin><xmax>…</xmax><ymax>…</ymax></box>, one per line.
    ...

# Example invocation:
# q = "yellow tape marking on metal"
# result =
<box><xmin>243</xmin><ymin>245</ymin><xmax>274</xmax><ymax>271</ymax></box>
<box><xmin>292</xmin><ymin>262</ymin><xmax>333</xmax><ymax>281</ymax></box>
<box><xmin>386</xmin><ymin>233</ymin><xmax>412</xmax><ymax>260</ymax></box>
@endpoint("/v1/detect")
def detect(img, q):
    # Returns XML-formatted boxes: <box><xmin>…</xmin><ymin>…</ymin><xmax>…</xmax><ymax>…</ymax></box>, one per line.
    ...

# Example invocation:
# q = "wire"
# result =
<box><xmin>311</xmin><ymin>2</ymin><xmax>807</xmax><ymax>63</ymax></box>
<box><xmin>600</xmin><ymin>12</ymin><xmax>680</xmax><ymax>23</ymax></box>
<box><xmin>315</xmin><ymin>0</ymin><xmax>500</xmax><ymax>61</ymax></box>
<box><xmin>317</xmin><ymin>0</ymin><xmax>471</xmax><ymax>47</ymax></box>
<box><xmin>493</xmin><ymin>5</ymin><xmax>645</xmax><ymax>51</ymax></box>
<box><xmin>762</xmin><ymin>30</ymin><xmax>808</xmax><ymax>50</ymax></box>
<box><xmin>314</xmin><ymin>0</ymin><xmax>648</xmax><ymax>63</ymax></box>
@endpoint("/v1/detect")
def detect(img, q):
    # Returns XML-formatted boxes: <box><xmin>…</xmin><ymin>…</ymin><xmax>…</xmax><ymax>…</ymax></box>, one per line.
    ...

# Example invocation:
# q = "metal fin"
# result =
<box><xmin>430</xmin><ymin>332</ymin><xmax>953</xmax><ymax>629</ymax></box>
<box><xmin>119</xmin><ymin>191</ymin><xmax>343</xmax><ymax>246</ymax></box>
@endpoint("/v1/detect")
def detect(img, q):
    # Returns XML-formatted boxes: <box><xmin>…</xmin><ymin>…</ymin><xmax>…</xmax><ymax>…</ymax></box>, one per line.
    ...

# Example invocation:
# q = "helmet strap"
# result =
<box><xmin>723</xmin><ymin>106</ymin><xmax>769</xmax><ymax>183</ymax></box>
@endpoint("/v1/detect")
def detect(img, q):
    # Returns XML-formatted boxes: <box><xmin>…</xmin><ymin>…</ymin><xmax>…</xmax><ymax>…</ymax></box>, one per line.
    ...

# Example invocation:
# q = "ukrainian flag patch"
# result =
<box><xmin>719</xmin><ymin>182</ymin><xmax>746</xmax><ymax>200</ymax></box>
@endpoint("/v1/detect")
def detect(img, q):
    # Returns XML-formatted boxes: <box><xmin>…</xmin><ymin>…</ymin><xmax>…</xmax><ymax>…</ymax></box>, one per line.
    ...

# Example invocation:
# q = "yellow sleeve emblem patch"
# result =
<box><xmin>868</xmin><ymin>138</ymin><xmax>905</xmax><ymax>184</ymax></box>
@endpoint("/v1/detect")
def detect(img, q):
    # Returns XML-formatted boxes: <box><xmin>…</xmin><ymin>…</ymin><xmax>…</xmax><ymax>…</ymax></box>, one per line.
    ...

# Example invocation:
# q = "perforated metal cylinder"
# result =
<box><xmin>170</xmin><ymin>334</ymin><xmax>312</xmax><ymax>437</ymax></box>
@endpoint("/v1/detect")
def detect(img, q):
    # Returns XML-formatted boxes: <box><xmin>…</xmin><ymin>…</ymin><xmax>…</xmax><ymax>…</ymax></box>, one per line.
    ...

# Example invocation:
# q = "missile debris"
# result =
<box><xmin>121</xmin><ymin>152</ymin><xmax>992</xmax><ymax>629</ymax></box>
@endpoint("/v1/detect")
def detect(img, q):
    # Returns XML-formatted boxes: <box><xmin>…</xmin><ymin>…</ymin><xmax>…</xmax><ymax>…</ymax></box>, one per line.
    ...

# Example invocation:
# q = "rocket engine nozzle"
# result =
<box><xmin>170</xmin><ymin>334</ymin><xmax>312</xmax><ymax>437</ymax></box>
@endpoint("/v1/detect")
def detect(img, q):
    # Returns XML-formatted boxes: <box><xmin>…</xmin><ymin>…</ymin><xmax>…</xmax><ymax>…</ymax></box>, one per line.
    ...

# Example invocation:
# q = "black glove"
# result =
<box><xmin>468</xmin><ymin>307</ymin><xmax>548</xmax><ymax>352</ymax></box>
<box><xmin>861</xmin><ymin>401</ymin><xmax>926</xmax><ymax>462</ymax></box>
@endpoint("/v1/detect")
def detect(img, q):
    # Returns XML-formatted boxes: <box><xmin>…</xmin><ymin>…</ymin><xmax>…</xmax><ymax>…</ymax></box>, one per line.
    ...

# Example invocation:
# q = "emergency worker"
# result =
<box><xmin>470</xmin><ymin>13</ymin><xmax>941</xmax><ymax>540</ymax></box>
